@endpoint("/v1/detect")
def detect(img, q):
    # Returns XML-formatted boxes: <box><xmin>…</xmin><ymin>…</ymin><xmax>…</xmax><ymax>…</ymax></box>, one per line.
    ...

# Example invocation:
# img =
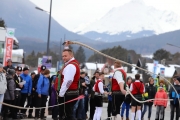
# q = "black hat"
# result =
<box><xmin>31</xmin><ymin>72</ymin><xmax>36</xmax><ymax>76</ymax></box>
<box><xmin>23</xmin><ymin>67</ymin><xmax>29</xmax><ymax>71</ymax></box>
<box><xmin>41</xmin><ymin>65</ymin><xmax>46</xmax><ymax>71</ymax></box>
<box><xmin>16</xmin><ymin>66</ymin><xmax>22</xmax><ymax>71</ymax></box>
<box><xmin>8</xmin><ymin>69</ymin><xmax>15</xmax><ymax>76</ymax></box>
<box><xmin>177</xmin><ymin>77</ymin><xmax>180</xmax><ymax>82</ymax></box>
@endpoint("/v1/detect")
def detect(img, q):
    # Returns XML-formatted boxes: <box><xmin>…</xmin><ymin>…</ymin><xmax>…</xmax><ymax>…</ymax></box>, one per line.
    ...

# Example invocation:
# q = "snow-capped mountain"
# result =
<box><xmin>75</xmin><ymin>0</ymin><xmax>180</xmax><ymax>42</ymax></box>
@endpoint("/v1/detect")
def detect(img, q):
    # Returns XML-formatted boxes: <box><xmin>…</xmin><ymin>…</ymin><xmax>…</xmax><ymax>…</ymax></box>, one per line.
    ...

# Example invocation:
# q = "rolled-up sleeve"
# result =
<box><xmin>113</xmin><ymin>71</ymin><xmax>124</xmax><ymax>84</ymax></box>
<box><xmin>59</xmin><ymin>64</ymin><xmax>76</xmax><ymax>97</ymax></box>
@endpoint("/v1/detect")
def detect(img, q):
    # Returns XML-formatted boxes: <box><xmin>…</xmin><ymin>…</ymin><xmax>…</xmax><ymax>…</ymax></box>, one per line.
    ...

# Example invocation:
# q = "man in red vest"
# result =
<box><xmin>130</xmin><ymin>74</ymin><xmax>145</xmax><ymax>120</ymax></box>
<box><xmin>58</xmin><ymin>41</ymin><xmax>80</xmax><ymax>120</ymax></box>
<box><xmin>111</xmin><ymin>61</ymin><xmax>127</xmax><ymax>120</ymax></box>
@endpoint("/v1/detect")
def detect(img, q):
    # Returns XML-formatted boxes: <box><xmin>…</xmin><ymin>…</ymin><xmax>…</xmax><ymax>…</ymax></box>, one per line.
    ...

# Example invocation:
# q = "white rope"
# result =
<box><xmin>0</xmin><ymin>41</ymin><xmax>179</xmax><ymax>109</ymax></box>
<box><xmin>70</xmin><ymin>41</ymin><xmax>180</xmax><ymax>105</ymax></box>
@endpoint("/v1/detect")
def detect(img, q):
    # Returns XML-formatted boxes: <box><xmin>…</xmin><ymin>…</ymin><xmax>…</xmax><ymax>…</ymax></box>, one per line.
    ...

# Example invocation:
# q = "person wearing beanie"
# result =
<box><xmin>141</xmin><ymin>77</ymin><xmax>156</xmax><ymax>120</ymax></box>
<box><xmin>20</xmin><ymin>67</ymin><xmax>32</xmax><ymax>118</ymax></box>
<box><xmin>33</xmin><ymin>65</ymin><xmax>46</xmax><ymax>92</ymax></box>
<box><xmin>169</xmin><ymin>77</ymin><xmax>180</xmax><ymax>120</ymax></box>
<box><xmin>121</xmin><ymin>76</ymin><xmax>132</xmax><ymax>120</ymax></box>
<box><xmin>2</xmin><ymin>69</ymin><xmax>16</xmax><ymax>119</ymax></box>
<box><xmin>11</xmin><ymin>66</ymin><xmax>24</xmax><ymax>119</ymax></box>
<box><xmin>157</xmin><ymin>80</ymin><xmax>167</xmax><ymax>92</ymax></box>
<box><xmin>35</xmin><ymin>69</ymin><xmax>50</xmax><ymax>119</ymax></box>
<box><xmin>0</xmin><ymin>64</ymin><xmax>7</xmax><ymax>118</ymax></box>
<box><xmin>154</xmin><ymin>85</ymin><xmax>168</xmax><ymax>120</ymax></box>
<box><xmin>3</xmin><ymin>59</ymin><xmax>15</xmax><ymax>72</ymax></box>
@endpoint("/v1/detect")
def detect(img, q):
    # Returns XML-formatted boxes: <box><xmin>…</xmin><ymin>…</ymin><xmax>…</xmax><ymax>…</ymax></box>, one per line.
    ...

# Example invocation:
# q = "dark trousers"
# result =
<box><xmin>20</xmin><ymin>93</ymin><xmax>28</xmax><ymax>114</ymax></box>
<box><xmin>89</xmin><ymin>97</ymin><xmax>95</xmax><ymax>119</ymax></box>
<box><xmin>84</xmin><ymin>94</ymin><xmax>89</xmax><ymax>114</ymax></box>
<box><xmin>64</xmin><ymin>94</ymin><xmax>78</xmax><ymax>120</ymax></box>
<box><xmin>107</xmin><ymin>100</ymin><xmax>112</xmax><ymax>117</ymax></box>
<box><xmin>52</xmin><ymin>106</ymin><xmax>59</xmax><ymax>119</ymax></box>
<box><xmin>35</xmin><ymin>93</ymin><xmax>47</xmax><ymax>118</ymax></box>
<box><xmin>12</xmin><ymin>90</ymin><xmax>21</xmax><ymax>118</ymax></box>
<box><xmin>112</xmin><ymin>94</ymin><xmax>125</xmax><ymax>116</ymax></box>
<box><xmin>26</xmin><ymin>94</ymin><xmax>35</xmax><ymax>115</ymax></box>
<box><xmin>170</xmin><ymin>104</ymin><xmax>179</xmax><ymax>120</ymax></box>
<box><xmin>58</xmin><ymin>97</ymin><xmax>64</xmax><ymax>120</ymax></box>
<box><xmin>2</xmin><ymin>100</ymin><xmax>13</xmax><ymax>118</ymax></box>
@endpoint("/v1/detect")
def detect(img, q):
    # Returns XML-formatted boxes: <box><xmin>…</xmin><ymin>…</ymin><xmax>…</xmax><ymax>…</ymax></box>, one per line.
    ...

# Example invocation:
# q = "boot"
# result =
<box><xmin>121</xmin><ymin>117</ymin><xmax>123</xmax><ymax>120</ymax></box>
<box><xmin>115</xmin><ymin>114</ymin><xmax>121</xmax><ymax>120</ymax></box>
<box><xmin>28</xmin><ymin>114</ymin><xmax>34</xmax><ymax>118</ymax></box>
<box><xmin>126</xmin><ymin>118</ymin><xmax>129</xmax><ymax>120</ymax></box>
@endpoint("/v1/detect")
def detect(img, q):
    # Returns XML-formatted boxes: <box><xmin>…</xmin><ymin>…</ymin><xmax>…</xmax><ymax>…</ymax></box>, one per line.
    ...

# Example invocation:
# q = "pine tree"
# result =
<box><xmin>0</xmin><ymin>18</ymin><xmax>6</xmax><ymax>28</ymax></box>
<box><xmin>75</xmin><ymin>46</ymin><xmax>86</xmax><ymax>64</ymax></box>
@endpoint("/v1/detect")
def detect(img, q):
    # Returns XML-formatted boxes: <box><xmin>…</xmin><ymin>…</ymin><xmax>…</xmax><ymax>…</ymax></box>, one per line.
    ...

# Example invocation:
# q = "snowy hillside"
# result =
<box><xmin>75</xmin><ymin>0</ymin><xmax>180</xmax><ymax>42</ymax></box>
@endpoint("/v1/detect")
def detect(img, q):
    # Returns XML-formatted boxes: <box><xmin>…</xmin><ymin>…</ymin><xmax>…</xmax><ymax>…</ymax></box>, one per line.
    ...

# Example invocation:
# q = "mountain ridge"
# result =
<box><xmin>75</xmin><ymin>0</ymin><xmax>180</xmax><ymax>42</ymax></box>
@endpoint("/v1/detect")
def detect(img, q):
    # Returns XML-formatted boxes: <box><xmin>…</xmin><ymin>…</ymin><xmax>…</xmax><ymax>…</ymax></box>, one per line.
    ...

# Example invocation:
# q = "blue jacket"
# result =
<box><xmin>20</xmin><ymin>73</ymin><xmax>32</xmax><ymax>94</ymax></box>
<box><xmin>105</xmin><ymin>84</ymin><xmax>112</xmax><ymax>101</ymax></box>
<box><xmin>36</xmin><ymin>75</ymin><xmax>50</xmax><ymax>96</ymax></box>
<box><xmin>169</xmin><ymin>85</ymin><xmax>180</xmax><ymax>105</ymax></box>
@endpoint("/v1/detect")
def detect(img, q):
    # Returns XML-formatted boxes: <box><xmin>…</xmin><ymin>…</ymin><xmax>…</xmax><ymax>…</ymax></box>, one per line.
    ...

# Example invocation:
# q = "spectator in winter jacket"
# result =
<box><xmin>121</xmin><ymin>76</ymin><xmax>132</xmax><ymax>120</ymax></box>
<box><xmin>0</xmin><ymin>64</ymin><xmax>7</xmax><ymax>117</ymax></box>
<box><xmin>141</xmin><ymin>77</ymin><xmax>156</xmax><ymax>120</ymax></box>
<box><xmin>20</xmin><ymin>67</ymin><xmax>32</xmax><ymax>116</ymax></box>
<box><xmin>2</xmin><ymin>69</ymin><xmax>16</xmax><ymax>119</ymax></box>
<box><xmin>154</xmin><ymin>85</ymin><xmax>168</xmax><ymax>120</ymax></box>
<box><xmin>35</xmin><ymin>69</ymin><xmax>50</xmax><ymax>119</ymax></box>
<box><xmin>169</xmin><ymin>77</ymin><xmax>180</xmax><ymax>120</ymax></box>
<box><xmin>3</xmin><ymin>59</ymin><xmax>15</xmax><ymax>72</ymax></box>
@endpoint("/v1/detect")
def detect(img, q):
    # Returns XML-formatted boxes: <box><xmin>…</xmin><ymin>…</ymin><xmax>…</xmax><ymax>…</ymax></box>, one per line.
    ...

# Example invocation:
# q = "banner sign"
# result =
<box><xmin>57</xmin><ymin>60</ymin><xmax>63</xmax><ymax>71</ymax></box>
<box><xmin>160</xmin><ymin>68</ymin><xmax>165</xmax><ymax>77</ymax></box>
<box><xmin>3</xmin><ymin>28</ymin><xmax>15</xmax><ymax>66</ymax></box>
<box><xmin>42</xmin><ymin>56</ymin><xmax>52</xmax><ymax>69</ymax></box>
<box><xmin>153</xmin><ymin>60</ymin><xmax>158</xmax><ymax>79</ymax></box>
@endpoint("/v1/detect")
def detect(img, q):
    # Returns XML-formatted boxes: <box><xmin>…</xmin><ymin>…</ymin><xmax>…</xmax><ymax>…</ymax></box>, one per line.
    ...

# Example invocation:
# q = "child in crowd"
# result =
<box><xmin>93</xmin><ymin>72</ymin><xmax>107</xmax><ymax>120</ymax></box>
<box><xmin>154</xmin><ymin>85</ymin><xmax>168</xmax><ymax>120</ymax></box>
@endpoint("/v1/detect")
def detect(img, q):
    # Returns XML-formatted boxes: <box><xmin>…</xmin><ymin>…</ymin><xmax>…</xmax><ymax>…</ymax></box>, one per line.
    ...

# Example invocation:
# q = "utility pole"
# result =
<box><xmin>60</xmin><ymin>38</ymin><xmax>62</xmax><ymax>60</ymax></box>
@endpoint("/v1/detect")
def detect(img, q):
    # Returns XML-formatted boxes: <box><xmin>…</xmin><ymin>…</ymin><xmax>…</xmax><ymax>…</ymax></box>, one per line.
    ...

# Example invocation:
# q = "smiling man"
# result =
<box><xmin>58</xmin><ymin>41</ymin><xmax>80</xmax><ymax>120</ymax></box>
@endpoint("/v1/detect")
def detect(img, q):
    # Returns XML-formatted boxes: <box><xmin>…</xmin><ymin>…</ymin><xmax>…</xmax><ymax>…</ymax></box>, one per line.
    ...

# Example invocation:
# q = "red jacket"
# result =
<box><xmin>154</xmin><ymin>89</ymin><xmax>168</xmax><ymax>107</ymax></box>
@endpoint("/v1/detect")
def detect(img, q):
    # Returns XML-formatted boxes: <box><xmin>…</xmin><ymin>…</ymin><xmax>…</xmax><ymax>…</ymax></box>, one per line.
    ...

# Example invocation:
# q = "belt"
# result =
<box><xmin>15</xmin><ymin>88</ymin><xmax>21</xmax><ymax>91</ymax></box>
<box><xmin>65</xmin><ymin>90</ymin><xmax>79</xmax><ymax>96</ymax></box>
<box><xmin>95</xmin><ymin>92</ymin><xmax>103</xmax><ymax>96</ymax></box>
<box><xmin>112</xmin><ymin>91</ymin><xmax>123</xmax><ymax>95</ymax></box>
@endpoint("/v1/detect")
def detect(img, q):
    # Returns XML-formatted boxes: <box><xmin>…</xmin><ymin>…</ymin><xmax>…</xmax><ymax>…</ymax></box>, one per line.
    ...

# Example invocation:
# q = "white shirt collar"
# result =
<box><xmin>65</xmin><ymin>57</ymin><xmax>75</xmax><ymax>65</ymax></box>
<box><xmin>114</xmin><ymin>67</ymin><xmax>123</xmax><ymax>71</ymax></box>
<box><xmin>16</xmin><ymin>74</ymin><xmax>19</xmax><ymax>77</ymax></box>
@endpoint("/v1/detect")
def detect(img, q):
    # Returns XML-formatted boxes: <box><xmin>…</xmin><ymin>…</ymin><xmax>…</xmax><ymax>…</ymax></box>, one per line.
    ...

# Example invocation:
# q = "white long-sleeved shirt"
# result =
<box><xmin>59</xmin><ymin>57</ymin><xmax>76</xmax><ymax>97</ymax></box>
<box><xmin>93</xmin><ymin>80</ymin><xmax>104</xmax><ymax>94</ymax></box>
<box><xmin>130</xmin><ymin>80</ymin><xmax>145</xmax><ymax>92</ymax></box>
<box><xmin>113</xmin><ymin>68</ymin><xmax>125</xmax><ymax>84</ymax></box>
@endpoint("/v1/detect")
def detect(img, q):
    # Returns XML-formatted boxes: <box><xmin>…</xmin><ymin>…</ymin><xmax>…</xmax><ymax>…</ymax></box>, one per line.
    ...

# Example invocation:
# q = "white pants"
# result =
<box><xmin>93</xmin><ymin>107</ymin><xmax>102</xmax><ymax>120</ymax></box>
<box><xmin>0</xmin><ymin>94</ymin><xmax>4</xmax><ymax>113</ymax></box>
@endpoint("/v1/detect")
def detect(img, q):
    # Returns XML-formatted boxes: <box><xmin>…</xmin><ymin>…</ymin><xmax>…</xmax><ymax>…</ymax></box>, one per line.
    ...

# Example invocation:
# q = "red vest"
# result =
<box><xmin>131</xmin><ymin>81</ymin><xmax>144</xmax><ymax>95</ymax></box>
<box><xmin>94</xmin><ymin>79</ymin><xmax>103</xmax><ymax>93</ymax></box>
<box><xmin>60</xmin><ymin>59</ymin><xmax>80</xmax><ymax>90</ymax></box>
<box><xmin>112</xmin><ymin>69</ymin><xmax>127</xmax><ymax>91</ymax></box>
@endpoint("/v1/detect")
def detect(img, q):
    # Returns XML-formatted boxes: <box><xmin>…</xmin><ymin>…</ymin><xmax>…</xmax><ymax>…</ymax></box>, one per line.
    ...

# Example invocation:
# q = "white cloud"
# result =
<box><xmin>30</xmin><ymin>0</ymin><xmax>180</xmax><ymax>31</ymax></box>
